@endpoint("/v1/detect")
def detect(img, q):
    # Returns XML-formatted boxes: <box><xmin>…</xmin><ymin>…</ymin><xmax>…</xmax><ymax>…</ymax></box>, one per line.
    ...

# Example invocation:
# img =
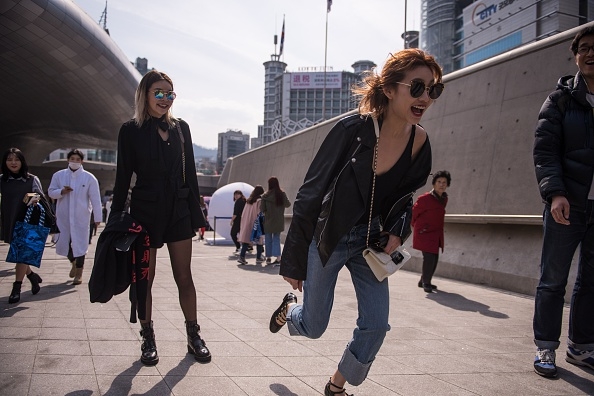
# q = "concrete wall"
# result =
<box><xmin>219</xmin><ymin>23</ymin><xmax>592</xmax><ymax>298</ymax></box>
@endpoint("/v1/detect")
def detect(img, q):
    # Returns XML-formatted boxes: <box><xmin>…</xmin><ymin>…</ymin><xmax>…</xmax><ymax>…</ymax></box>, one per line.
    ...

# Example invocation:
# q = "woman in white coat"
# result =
<box><xmin>48</xmin><ymin>149</ymin><xmax>102</xmax><ymax>284</ymax></box>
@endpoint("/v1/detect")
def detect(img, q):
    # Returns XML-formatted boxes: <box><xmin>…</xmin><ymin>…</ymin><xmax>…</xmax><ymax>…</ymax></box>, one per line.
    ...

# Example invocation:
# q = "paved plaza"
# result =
<box><xmin>0</xmin><ymin>226</ymin><xmax>593</xmax><ymax>395</ymax></box>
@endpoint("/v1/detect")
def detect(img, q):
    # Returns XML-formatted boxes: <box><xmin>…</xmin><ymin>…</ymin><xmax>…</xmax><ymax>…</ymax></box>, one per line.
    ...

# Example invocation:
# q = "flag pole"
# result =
<box><xmin>322</xmin><ymin>5</ymin><xmax>329</xmax><ymax>121</ymax></box>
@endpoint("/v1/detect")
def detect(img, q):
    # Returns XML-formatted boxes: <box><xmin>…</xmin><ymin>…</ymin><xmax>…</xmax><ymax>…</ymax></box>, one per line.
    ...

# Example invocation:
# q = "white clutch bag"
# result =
<box><xmin>363</xmin><ymin>245</ymin><xmax>411</xmax><ymax>282</ymax></box>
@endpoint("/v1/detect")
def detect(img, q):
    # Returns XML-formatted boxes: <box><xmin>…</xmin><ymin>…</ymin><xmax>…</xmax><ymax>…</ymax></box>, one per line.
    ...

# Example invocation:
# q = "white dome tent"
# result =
<box><xmin>205</xmin><ymin>182</ymin><xmax>254</xmax><ymax>245</ymax></box>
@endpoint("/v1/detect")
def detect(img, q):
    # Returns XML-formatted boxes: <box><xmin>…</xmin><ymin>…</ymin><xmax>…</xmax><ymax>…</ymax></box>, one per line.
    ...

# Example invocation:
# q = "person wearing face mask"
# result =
<box><xmin>48</xmin><ymin>149</ymin><xmax>102</xmax><ymax>285</ymax></box>
<box><xmin>532</xmin><ymin>25</ymin><xmax>594</xmax><ymax>378</ymax></box>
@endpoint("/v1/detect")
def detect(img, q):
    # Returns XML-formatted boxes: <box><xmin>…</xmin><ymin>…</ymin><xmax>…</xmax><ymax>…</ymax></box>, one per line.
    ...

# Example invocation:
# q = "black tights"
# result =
<box><xmin>142</xmin><ymin>238</ymin><xmax>197</xmax><ymax>324</ymax></box>
<box><xmin>421</xmin><ymin>251</ymin><xmax>439</xmax><ymax>285</ymax></box>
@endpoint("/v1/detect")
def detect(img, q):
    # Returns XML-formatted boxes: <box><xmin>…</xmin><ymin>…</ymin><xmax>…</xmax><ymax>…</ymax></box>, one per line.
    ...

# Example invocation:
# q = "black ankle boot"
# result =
<box><xmin>185</xmin><ymin>320</ymin><xmax>211</xmax><ymax>362</ymax></box>
<box><xmin>27</xmin><ymin>271</ymin><xmax>42</xmax><ymax>295</ymax></box>
<box><xmin>8</xmin><ymin>281</ymin><xmax>22</xmax><ymax>304</ymax></box>
<box><xmin>139</xmin><ymin>321</ymin><xmax>159</xmax><ymax>365</ymax></box>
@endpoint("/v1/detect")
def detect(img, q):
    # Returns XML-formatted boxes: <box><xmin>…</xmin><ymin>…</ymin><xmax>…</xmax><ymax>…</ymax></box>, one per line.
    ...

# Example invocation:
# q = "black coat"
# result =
<box><xmin>534</xmin><ymin>72</ymin><xmax>594</xmax><ymax>211</ymax></box>
<box><xmin>89</xmin><ymin>212</ymin><xmax>150</xmax><ymax>323</ymax></box>
<box><xmin>110</xmin><ymin>118</ymin><xmax>205</xmax><ymax>235</ymax></box>
<box><xmin>281</xmin><ymin>114</ymin><xmax>432</xmax><ymax>280</ymax></box>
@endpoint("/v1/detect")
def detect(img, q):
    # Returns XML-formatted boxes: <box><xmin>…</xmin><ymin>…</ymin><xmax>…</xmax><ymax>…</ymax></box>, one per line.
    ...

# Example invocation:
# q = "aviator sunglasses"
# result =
<box><xmin>153</xmin><ymin>89</ymin><xmax>176</xmax><ymax>101</ymax></box>
<box><xmin>395</xmin><ymin>80</ymin><xmax>444</xmax><ymax>100</ymax></box>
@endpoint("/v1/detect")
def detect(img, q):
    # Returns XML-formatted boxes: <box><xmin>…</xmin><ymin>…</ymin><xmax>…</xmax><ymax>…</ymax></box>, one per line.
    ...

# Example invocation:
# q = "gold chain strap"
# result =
<box><xmin>366</xmin><ymin>117</ymin><xmax>380</xmax><ymax>247</ymax></box>
<box><xmin>175</xmin><ymin>121</ymin><xmax>186</xmax><ymax>184</ymax></box>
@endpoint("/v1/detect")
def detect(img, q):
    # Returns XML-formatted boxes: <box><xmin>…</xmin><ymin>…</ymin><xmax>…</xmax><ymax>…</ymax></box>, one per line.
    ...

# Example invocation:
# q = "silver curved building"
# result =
<box><xmin>0</xmin><ymin>0</ymin><xmax>140</xmax><ymax>165</ymax></box>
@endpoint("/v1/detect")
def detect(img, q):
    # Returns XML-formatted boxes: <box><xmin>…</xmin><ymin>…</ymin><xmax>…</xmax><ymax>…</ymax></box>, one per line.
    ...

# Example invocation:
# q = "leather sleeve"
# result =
<box><xmin>280</xmin><ymin>118</ymin><xmax>359</xmax><ymax>280</ymax></box>
<box><xmin>111</xmin><ymin>122</ymin><xmax>135</xmax><ymax>214</ymax></box>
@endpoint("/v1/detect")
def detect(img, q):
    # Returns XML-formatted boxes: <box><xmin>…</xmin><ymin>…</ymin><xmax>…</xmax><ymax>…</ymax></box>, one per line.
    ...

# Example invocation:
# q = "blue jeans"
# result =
<box><xmin>240</xmin><ymin>243</ymin><xmax>263</xmax><ymax>259</ymax></box>
<box><xmin>287</xmin><ymin>217</ymin><xmax>389</xmax><ymax>385</ymax></box>
<box><xmin>533</xmin><ymin>200</ymin><xmax>594</xmax><ymax>351</ymax></box>
<box><xmin>265</xmin><ymin>232</ymin><xmax>281</xmax><ymax>257</ymax></box>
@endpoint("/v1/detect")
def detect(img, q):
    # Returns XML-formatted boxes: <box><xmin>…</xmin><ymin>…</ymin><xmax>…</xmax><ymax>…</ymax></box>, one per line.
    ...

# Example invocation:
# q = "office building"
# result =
<box><xmin>421</xmin><ymin>0</ymin><xmax>594</xmax><ymax>74</ymax></box>
<box><xmin>217</xmin><ymin>130</ymin><xmax>250</xmax><ymax>172</ymax></box>
<box><xmin>257</xmin><ymin>56</ymin><xmax>375</xmax><ymax>146</ymax></box>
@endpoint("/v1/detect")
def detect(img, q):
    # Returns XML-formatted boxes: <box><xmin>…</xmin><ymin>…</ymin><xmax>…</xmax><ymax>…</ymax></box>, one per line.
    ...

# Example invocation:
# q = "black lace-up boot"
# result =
<box><xmin>139</xmin><ymin>321</ymin><xmax>159</xmax><ymax>365</ymax></box>
<box><xmin>185</xmin><ymin>320</ymin><xmax>211</xmax><ymax>362</ymax></box>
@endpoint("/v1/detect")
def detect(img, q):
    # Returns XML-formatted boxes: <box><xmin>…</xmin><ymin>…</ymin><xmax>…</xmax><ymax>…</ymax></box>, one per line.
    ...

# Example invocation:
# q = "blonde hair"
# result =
<box><xmin>354</xmin><ymin>48</ymin><xmax>443</xmax><ymax>118</ymax></box>
<box><xmin>133</xmin><ymin>70</ymin><xmax>176</xmax><ymax>127</ymax></box>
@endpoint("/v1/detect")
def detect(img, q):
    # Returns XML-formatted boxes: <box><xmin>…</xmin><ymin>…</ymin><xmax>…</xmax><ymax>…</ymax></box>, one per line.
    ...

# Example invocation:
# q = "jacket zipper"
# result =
<box><xmin>384</xmin><ymin>192</ymin><xmax>414</xmax><ymax>234</ymax></box>
<box><xmin>317</xmin><ymin>141</ymin><xmax>363</xmax><ymax>246</ymax></box>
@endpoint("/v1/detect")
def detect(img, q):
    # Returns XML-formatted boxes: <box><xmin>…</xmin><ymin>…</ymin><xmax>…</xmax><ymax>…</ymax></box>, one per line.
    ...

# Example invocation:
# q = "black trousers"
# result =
<box><xmin>67</xmin><ymin>244</ymin><xmax>85</xmax><ymax>268</ymax></box>
<box><xmin>230</xmin><ymin>220</ymin><xmax>241</xmax><ymax>249</ymax></box>
<box><xmin>421</xmin><ymin>251</ymin><xmax>439</xmax><ymax>284</ymax></box>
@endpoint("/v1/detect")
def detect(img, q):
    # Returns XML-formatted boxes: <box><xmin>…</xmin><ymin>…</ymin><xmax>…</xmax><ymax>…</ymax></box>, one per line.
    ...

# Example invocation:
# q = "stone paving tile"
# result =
<box><xmin>33</xmin><ymin>355</ymin><xmax>94</xmax><ymax>375</ymax></box>
<box><xmin>0</xmin><ymin>338</ymin><xmax>38</xmax><ymax>354</ymax></box>
<box><xmin>0</xmin><ymin>353</ymin><xmax>35</xmax><ymax>373</ymax></box>
<box><xmin>38</xmin><ymin>326</ymin><xmax>89</xmax><ymax>341</ymax></box>
<box><xmin>0</xmin><ymin>373</ymin><xmax>31</xmax><ymax>396</ymax></box>
<box><xmin>29</xmin><ymin>373</ymin><xmax>100</xmax><ymax>395</ymax></box>
<box><xmin>163</xmin><ymin>375</ymin><xmax>245</xmax><ymax>395</ymax></box>
<box><xmin>36</xmin><ymin>339</ymin><xmax>91</xmax><ymax>356</ymax></box>
<box><xmin>0</xmin><ymin>231</ymin><xmax>591</xmax><ymax>395</ymax></box>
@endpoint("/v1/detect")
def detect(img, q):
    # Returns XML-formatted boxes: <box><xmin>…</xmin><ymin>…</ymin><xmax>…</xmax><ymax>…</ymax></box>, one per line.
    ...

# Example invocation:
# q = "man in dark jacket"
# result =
<box><xmin>532</xmin><ymin>25</ymin><xmax>594</xmax><ymax>378</ymax></box>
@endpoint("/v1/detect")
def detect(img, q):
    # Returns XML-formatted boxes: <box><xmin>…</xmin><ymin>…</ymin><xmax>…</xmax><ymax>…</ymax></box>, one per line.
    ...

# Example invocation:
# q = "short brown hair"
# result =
<box><xmin>354</xmin><ymin>49</ymin><xmax>443</xmax><ymax>118</ymax></box>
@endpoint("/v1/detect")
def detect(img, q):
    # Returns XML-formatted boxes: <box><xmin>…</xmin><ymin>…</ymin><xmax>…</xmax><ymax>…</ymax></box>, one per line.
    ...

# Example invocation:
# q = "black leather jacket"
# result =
<box><xmin>280</xmin><ymin>114</ymin><xmax>432</xmax><ymax>280</ymax></box>
<box><xmin>534</xmin><ymin>72</ymin><xmax>594</xmax><ymax>211</ymax></box>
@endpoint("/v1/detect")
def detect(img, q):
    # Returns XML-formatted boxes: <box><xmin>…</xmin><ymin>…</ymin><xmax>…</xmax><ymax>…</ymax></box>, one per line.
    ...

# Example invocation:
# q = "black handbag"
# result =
<box><xmin>38</xmin><ymin>195</ymin><xmax>59</xmax><ymax>234</ymax></box>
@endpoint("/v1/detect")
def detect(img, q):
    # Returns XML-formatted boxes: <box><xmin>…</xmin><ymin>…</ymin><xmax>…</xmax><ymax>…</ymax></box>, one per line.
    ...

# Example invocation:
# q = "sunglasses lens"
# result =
<box><xmin>429</xmin><ymin>83</ymin><xmax>444</xmax><ymax>99</ymax></box>
<box><xmin>409</xmin><ymin>81</ymin><xmax>425</xmax><ymax>98</ymax></box>
<box><xmin>154</xmin><ymin>90</ymin><xmax>165</xmax><ymax>100</ymax></box>
<box><xmin>166</xmin><ymin>92</ymin><xmax>176</xmax><ymax>101</ymax></box>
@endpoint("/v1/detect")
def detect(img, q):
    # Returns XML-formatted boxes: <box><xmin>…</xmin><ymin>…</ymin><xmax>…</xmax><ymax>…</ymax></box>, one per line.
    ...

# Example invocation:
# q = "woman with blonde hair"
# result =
<box><xmin>111</xmin><ymin>70</ymin><xmax>210</xmax><ymax>365</ymax></box>
<box><xmin>269</xmin><ymin>49</ymin><xmax>443</xmax><ymax>395</ymax></box>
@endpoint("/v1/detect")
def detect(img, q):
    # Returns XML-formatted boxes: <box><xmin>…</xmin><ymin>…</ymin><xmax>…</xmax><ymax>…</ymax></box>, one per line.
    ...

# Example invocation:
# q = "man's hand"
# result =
<box><xmin>283</xmin><ymin>276</ymin><xmax>303</xmax><ymax>292</ymax></box>
<box><xmin>62</xmin><ymin>186</ymin><xmax>73</xmax><ymax>195</ymax></box>
<box><xmin>95</xmin><ymin>222</ymin><xmax>101</xmax><ymax>228</ymax></box>
<box><xmin>550</xmin><ymin>196</ymin><xmax>570</xmax><ymax>225</ymax></box>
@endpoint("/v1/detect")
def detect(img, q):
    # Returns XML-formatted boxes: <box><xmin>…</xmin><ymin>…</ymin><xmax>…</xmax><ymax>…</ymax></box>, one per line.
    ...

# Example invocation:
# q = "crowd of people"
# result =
<box><xmin>2</xmin><ymin>28</ymin><xmax>594</xmax><ymax>394</ymax></box>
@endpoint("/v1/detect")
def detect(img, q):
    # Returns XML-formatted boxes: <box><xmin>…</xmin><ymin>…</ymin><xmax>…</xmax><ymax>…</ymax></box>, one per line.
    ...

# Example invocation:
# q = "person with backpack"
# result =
<box><xmin>532</xmin><ymin>25</ymin><xmax>594</xmax><ymax>378</ymax></box>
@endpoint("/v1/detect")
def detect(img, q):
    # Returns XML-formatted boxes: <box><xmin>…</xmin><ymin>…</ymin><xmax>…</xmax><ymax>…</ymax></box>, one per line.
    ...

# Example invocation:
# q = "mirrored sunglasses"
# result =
<box><xmin>395</xmin><ymin>80</ymin><xmax>444</xmax><ymax>100</ymax></box>
<box><xmin>153</xmin><ymin>89</ymin><xmax>176</xmax><ymax>101</ymax></box>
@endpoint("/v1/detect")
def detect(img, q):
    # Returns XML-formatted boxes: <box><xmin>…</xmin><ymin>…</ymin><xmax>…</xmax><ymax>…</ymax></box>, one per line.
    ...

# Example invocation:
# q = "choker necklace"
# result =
<box><xmin>152</xmin><ymin>115</ymin><xmax>169</xmax><ymax>132</ymax></box>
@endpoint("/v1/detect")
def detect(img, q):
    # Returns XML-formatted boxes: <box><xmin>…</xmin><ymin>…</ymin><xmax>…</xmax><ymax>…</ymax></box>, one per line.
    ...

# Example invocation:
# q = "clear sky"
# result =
<box><xmin>74</xmin><ymin>0</ymin><xmax>422</xmax><ymax>149</ymax></box>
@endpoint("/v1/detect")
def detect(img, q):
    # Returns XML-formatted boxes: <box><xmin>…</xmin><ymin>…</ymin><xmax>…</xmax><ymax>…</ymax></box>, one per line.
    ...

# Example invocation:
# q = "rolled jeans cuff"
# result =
<box><xmin>534</xmin><ymin>339</ymin><xmax>560</xmax><ymax>351</ymax></box>
<box><xmin>568</xmin><ymin>338</ymin><xmax>594</xmax><ymax>351</ymax></box>
<box><xmin>286</xmin><ymin>304</ymin><xmax>302</xmax><ymax>336</ymax></box>
<box><xmin>337</xmin><ymin>345</ymin><xmax>373</xmax><ymax>386</ymax></box>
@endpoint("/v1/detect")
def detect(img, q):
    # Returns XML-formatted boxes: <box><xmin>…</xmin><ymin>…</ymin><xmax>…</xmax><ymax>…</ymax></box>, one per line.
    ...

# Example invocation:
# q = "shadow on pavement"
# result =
<box><xmin>426</xmin><ymin>289</ymin><xmax>509</xmax><ymax>318</ymax></box>
<box><xmin>269</xmin><ymin>383</ymin><xmax>299</xmax><ymax>395</ymax></box>
<box><xmin>555</xmin><ymin>366</ymin><xmax>594</xmax><ymax>394</ymax></box>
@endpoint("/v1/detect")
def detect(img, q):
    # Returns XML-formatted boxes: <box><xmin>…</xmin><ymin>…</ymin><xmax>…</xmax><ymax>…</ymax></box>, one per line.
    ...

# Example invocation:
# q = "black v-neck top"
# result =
<box><xmin>358</xmin><ymin>125</ymin><xmax>415</xmax><ymax>224</ymax></box>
